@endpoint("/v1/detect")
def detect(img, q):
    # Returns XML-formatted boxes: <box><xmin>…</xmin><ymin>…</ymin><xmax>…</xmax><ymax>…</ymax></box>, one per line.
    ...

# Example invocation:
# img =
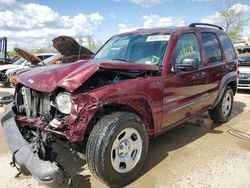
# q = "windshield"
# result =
<box><xmin>239</xmin><ymin>54</ymin><xmax>250</xmax><ymax>66</ymax></box>
<box><xmin>94</xmin><ymin>33</ymin><xmax>170</xmax><ymax>66</ymax></box>
<box><xmin>14</xmin><ymin>57</ymin><xmax>26</xmax><ymax>65</ymax></box>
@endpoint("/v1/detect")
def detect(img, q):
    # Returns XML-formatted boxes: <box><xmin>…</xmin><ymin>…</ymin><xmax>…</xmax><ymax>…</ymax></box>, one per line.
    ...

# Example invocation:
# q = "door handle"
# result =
<box><xmin>195</xmin><ymin>72</ymin><xmax>206</xmax><ymax>78</ymax></box>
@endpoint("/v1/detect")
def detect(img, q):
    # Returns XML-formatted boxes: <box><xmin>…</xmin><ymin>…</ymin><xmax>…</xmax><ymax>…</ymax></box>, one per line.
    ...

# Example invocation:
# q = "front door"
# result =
<box><xmin>161</xmin><ymin>32</ymin><xmax>207</xmax><ymax>128</ymax></box>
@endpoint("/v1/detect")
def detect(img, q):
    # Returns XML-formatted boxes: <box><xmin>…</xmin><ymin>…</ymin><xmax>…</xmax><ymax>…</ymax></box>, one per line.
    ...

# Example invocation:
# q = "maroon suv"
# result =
<box><xmin>1</xmin><ymin>23</ymin><xmax>238</xmax><ymax>187</ymax></box>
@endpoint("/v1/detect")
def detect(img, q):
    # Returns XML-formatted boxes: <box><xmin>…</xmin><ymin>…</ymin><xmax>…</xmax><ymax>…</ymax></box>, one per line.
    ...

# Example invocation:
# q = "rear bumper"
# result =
<box><xmin>0</xmin><ymin>103</ymin><xmax>65</xmax><ymax>187</ymax></box>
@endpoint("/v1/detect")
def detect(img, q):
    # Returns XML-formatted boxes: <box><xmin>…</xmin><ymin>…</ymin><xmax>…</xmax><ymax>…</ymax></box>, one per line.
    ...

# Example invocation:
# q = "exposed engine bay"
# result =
<box><xmin>78</xmin><ymin>68</ymin><xmax>159</xmax><ymax>92</ymax></box>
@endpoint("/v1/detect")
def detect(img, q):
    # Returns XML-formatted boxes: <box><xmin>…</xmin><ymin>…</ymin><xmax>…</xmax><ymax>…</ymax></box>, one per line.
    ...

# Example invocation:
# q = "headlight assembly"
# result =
<box><xmin>55</xmin><ymin>92</ymin><xmax>72</xmax><ymax>114</ymax></box>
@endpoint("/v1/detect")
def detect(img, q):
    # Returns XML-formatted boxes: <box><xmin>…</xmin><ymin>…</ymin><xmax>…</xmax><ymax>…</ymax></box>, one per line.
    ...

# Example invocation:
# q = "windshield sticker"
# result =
<box><xmin>146</xmin><ymin>35</ymin><xmax>170</xmax><ymax>42</ymax></box>
<box><xmin>145</xmin><ymin>61</ymin><xmax>152</xmax><ymax>64</ymax></box>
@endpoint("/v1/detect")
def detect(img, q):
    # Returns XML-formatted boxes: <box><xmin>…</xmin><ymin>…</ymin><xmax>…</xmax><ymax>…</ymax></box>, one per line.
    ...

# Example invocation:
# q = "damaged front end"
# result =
<box><xmin>1</xmin><ymin>104</ymin><xmax>66</xmax><ymax>187</ymax></box>
<box><xmin>1</xmin><ymin>58</ymin><xmax>160</xmax><ymax>187</ymax></box>
<box><xmin>1</xmin><ymin>85</ymin><xmax>87</xmax><ymax>187</ymax></box>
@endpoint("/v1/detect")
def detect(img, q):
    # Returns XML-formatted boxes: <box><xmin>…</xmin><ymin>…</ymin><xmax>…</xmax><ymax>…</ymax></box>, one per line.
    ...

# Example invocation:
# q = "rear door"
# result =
<box><xmin>161</xmin><ymin>32</ymin><xmax>207</xmax><ymax>128</ymax></box>
<box><xmin>201</xmin><ymin>32</ymin><xmax>230</xmax><ymax>108</ymax></box>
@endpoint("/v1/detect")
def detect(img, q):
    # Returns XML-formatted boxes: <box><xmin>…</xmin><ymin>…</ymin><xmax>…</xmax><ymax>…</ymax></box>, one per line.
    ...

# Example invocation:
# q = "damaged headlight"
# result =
<box><xmin>55</xmin><ymin>92</ymin><xmax>72</xmax><ymax>114</ymax></box>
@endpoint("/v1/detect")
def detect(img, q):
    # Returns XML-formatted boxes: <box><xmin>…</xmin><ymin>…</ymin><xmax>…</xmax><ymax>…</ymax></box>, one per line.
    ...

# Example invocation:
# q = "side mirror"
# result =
<box><xmin>175</xmin><ymin>58</ymin><xmax>200</xmax><ymax>71</ymax></box>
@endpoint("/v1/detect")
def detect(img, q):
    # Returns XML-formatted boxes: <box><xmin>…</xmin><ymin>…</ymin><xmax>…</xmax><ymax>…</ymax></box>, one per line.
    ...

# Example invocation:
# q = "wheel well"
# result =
<box><xmin>227</xmin><ymin>81</ymin><xmax>237</xmax><ymax>95</ymax></box>
<box><xmin>82</xmin><ymin>103</ymin><xmax>153</xmax><ymax>147</ymax></box>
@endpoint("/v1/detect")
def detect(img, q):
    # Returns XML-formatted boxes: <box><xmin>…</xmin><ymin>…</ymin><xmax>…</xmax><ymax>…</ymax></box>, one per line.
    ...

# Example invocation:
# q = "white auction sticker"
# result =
<box><xmin>146</xmin><ymin>35</ymin><xmax>170</xmax><ymax>42</ymax></box>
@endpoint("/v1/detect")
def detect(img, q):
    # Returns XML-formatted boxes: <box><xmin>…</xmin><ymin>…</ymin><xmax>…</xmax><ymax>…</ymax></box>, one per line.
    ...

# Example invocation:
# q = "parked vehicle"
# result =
<box><xmin>0</xmin><ymin>37</ymin><xmax>10</xmax><ymax>64</ymax></box>
<box><xmin>0</xmin><ymin>57</ymin><xmax>25</xmax><ymax>82</ymax></box>
<box><xmin>5</xmin><ymin>54</ymin><xmax>61</xmax><ymax>87</ymax></box>
<box><xmin>238</xmin><ymin>53</ymin><xmax>250</xmax><ymax>89</ymax></box>
<box><xmin>1</xmin><ymin>49</ymin><xmax>55</xmax><ymax>87</ymax></box>
<box><xmin>1</xmin><ymin>23</ymin><xmax>238</xmax><ymax>188</ymax></box>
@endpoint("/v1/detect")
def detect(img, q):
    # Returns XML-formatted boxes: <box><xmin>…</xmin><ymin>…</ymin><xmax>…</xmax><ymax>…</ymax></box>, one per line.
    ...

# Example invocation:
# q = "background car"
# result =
<box><xmin>7</xmin><ymin>54</ymin><xmax>62</xmax><ymax>87</ymax></box>
<box><xmin>0</xmin><ymin>57</ymin><xmax>25</xmax><ymax>82</ymax></box>
<box><xmin>2</xmin><ymin>49</ymin><xmax>55</xmax><ymax>87</ymax></box>
<box><xmin>238</xmin><ymin>53</ymin><xmax>250</xmax><ymax>89</ymax></box>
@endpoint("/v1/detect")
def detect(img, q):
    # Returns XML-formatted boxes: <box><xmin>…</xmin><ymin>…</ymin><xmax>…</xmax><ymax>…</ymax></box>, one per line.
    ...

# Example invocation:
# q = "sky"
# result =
<box><xmin>0</xmin><ymin>0</ymin><xmax>250</xmax><ymax>51</ymax></box>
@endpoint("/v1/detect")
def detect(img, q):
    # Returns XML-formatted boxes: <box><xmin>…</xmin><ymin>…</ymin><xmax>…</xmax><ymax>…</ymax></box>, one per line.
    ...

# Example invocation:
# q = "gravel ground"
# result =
<box><xmin>0</xmin><ymin>85</ymin><xmax>249</xmax><ymax>188</ymax></box>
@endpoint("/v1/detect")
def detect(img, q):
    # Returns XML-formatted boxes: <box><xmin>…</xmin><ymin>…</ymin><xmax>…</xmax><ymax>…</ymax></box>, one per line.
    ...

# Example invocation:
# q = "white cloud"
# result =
<box><xmin>143</xmin><ymin>14</ymin><xmax>188</xmax><ymax>27</ymax></box>
<box><xmin>0</xmin><ymin>0</ymin><xmax>15</xmax><ymax>7</ymax></box>
<box><xmin>118</xmin><ymin>23</ymin><xmax>139</xmax><ymax>33</ymax></box>
<box><xmin>117</xmin><ymin>15</ymin><xmax>188</xmax><ymax>34</ymax></box>
<box><xmin>109</xmin><ymin>12</ymin><xmax>116</xmax><ymax>19</ymax></box>
<box><xmin>201</xmin><ymin>3</ymin><xmax>250</xmax><ymax>36</ymax></box>
<box><xmin>0</xmin><ymin>0</ymin><xmax>104</xmax><ymax>50</ymax></box>
<box><xmin>129</xmin><ymin>0</ymin><xmax>161</xmax><ymax>7</ymax></box>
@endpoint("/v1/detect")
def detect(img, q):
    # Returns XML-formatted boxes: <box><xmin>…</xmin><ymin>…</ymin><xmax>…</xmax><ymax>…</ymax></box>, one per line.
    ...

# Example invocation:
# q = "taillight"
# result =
<box><xmin>236</xmin><ymin>61</ymin><xmax>240</xmax><ymax>76</ymax></box>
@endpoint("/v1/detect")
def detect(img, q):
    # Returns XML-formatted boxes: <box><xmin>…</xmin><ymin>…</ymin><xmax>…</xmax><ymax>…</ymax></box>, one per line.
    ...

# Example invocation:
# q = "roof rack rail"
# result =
<box><xmin>189</xmin><ymin>23</ymin><xmax>223</xmax><ymax>30</ymax></box>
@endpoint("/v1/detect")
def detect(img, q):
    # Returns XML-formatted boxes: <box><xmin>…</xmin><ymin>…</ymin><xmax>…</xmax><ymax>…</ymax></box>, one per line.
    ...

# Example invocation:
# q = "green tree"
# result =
<box><xmin>78</xmin><ymin>35</ymin><xmax>102</xmax><ymax>51</ymax></box>
<box><xmin>34</xmin><ymin>48</ymin><xmax>48</xmax><ymax>54</ymax></box>
<box><xmin>216</xmin><ymin>0</ymin><xmax>249</xmax><ymax>42</ymax></box>
<box><xmin>8</xmin><ymin>50</ymin><xmax>18</xmax><ymax>57</ymax></box>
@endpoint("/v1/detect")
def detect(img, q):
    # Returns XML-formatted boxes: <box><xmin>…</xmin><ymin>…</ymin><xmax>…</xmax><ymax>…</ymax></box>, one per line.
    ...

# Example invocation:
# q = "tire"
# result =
<box><xmin>209</xmin><ymin>86</ymin><xmax>234</xmax><ymax>123</ymax></box>
<box><xmin>2</xmin><ymin>77</ymin><xmax>8</xmax><ymax>86</ymax></box>
<box><xmin>86</xmin><ymin>112</ymin><xmax>149</xmax><ymax>187</ymax></box>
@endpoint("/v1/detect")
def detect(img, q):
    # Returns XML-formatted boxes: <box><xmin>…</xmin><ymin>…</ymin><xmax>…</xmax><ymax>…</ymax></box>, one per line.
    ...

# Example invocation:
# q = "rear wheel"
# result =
<box><xmin>209</xmin><ymin>86</ymin><xmax>234</xmax><ymax>123</ymax></box>
<box><xmin>86</xmin><ymin>112</ymin><xmax>148</xmax><ymax>187</ymax></box>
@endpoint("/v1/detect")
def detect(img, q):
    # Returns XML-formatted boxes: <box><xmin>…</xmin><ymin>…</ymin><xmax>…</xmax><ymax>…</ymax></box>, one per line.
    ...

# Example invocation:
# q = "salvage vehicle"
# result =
<box><xmin>1</xmin><ymin>49</ymin><xmax>55</xmax><ymax>86</ymax></box>
<box><xmin>5</xmin><ymin>54</ymin><xmax>61</xmax><ymax>87</ymax></box>
<box><xmin>0</xmin><ymin>57</ymin><xmax>25</xmax><ymax>81</ymax></box>
<box><xmin>1</xmin><ymin>23</ymin><xmax>238</xmax><ymax>188</ymax></box>
<box><xmin>238</xmin><ymin>53</ymin><xmax>250</xmax><ymax>89</ymax></box>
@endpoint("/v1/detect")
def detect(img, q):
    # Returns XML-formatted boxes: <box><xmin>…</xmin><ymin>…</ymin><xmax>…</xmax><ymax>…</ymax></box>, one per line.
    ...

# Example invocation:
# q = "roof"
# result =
<box><xmin>116</xmin><ymin>23</ymin><xmax>225</xmax><ymax>36</ymax></box>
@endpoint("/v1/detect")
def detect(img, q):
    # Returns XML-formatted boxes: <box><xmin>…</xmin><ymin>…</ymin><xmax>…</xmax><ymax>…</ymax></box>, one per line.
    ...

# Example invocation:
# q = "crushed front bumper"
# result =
<box><xmin>0</xmin><ymin>103</ymin><xmax>66</xmax><ymax>187</ymax></box>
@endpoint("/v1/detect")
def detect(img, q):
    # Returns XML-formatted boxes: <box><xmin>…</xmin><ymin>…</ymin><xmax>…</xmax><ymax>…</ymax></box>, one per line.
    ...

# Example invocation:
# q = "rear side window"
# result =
<box><xmin>201</xmin><ymin>33</ymin><xmax>222</xmax><ymax>64</ymax></box>
<box><xmin>218</xmin><ymin>33</ymin><xmax>236</xmax><ymax>61</ymax></box>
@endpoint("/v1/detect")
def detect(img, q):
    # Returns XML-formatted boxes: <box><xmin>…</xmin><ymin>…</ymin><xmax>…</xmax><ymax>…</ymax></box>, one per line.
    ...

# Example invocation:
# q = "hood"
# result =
<box><xmin>0</xmin><ymin>64</ymin><xmax>19</xmax><ymax>71</ymax></box>
<box><xmin>52</xmin><ymin>36</ymin><xmax>94</xmax><ymax>62</ymax></box>
<box><xmin>14</xmin><ymin>48</ymin><xmax>42</xmax><ymax>64</ymax></box>
<box><xmin>16</xmin><ymin>59</ymin><xmax>159</xmax><ymax>93</ymax></box>
<box><xmin>6</xmin><ymin>66</ymin><xmax>29</xmax><ymax>75</ymax></box>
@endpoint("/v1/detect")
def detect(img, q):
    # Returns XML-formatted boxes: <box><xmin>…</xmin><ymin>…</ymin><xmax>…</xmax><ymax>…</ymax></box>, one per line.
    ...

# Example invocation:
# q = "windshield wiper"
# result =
<box><xmin>112</xmin><ymin>58</ymin><xmax>133</xmax><ymax>63</ymax></box>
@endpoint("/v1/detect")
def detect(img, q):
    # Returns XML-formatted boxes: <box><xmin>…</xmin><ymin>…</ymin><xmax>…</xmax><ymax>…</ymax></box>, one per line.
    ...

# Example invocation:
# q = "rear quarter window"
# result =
<box><xmin>218</xmin><ymin>33</ymin><xmax>236</xmax><ymax>62</ymax></box>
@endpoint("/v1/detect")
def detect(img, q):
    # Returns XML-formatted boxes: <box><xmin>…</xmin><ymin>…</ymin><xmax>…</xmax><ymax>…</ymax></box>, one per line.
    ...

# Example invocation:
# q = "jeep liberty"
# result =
<box><xmin>1</xmin><ymin>23</ymin><xmax>238</xmax><ymax>187</ymax></box>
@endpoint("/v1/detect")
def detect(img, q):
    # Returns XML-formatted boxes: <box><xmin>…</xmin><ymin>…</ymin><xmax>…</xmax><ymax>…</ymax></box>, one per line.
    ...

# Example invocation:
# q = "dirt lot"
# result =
<box><xmin>0</xmin><ymin>84</ymin><xmax>249</xmax><ymax>188</ymax></box>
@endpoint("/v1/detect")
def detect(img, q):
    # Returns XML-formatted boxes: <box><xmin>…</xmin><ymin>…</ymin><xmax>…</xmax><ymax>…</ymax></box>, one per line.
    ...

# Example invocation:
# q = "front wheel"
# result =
<box><xmin>209</xmin><ymin>86</ymin><xmax>234</xmax><ymax>123</ymax></box>
<box><xmin>86</xmin><ymin>112</ymin><xmax>149</xmax><ymax>187</ymax></box>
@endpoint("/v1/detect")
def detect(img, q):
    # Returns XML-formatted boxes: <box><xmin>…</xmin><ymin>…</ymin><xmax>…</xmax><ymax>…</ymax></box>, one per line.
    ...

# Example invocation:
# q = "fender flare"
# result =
<box><xmin>212</xmin><ymin>72</ymin><xmax>237</xmax><ymax>109</ymax></box>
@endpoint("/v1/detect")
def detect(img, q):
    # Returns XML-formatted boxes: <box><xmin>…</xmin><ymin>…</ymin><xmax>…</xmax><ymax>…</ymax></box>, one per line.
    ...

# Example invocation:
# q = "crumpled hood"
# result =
<box><xmin>16</xmin><ymin>59</ymin><xmax>159</xmax><ymax>93</ymax></box>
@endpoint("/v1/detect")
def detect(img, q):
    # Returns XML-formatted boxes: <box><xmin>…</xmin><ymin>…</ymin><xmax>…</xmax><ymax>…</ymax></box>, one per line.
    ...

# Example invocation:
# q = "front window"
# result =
<box><xmin>173</xmin><ymin>33</ymin><xmax>201</xmax><ymax>67</ymax></box>
<box><xmin>94</xmin><ymin>33</ymin><xmax>170</xmax><ymax>66</ymax></box>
